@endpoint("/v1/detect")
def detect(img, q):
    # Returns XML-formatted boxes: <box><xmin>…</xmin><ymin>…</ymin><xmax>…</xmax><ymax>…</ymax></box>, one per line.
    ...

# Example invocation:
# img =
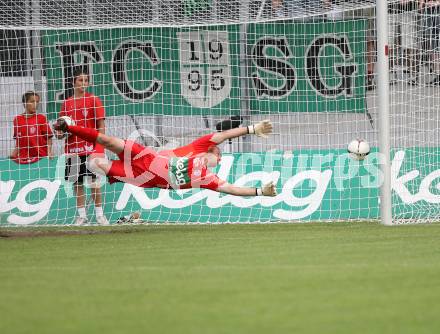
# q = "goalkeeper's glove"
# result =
<box><xmin>247</xmin><ymin>119</ymin><xmax>273</xmax><ymax>138</ymax></box>
<box><xmin>257</xmin><ymin>181</ymin><xmax>277</xmax><ymax>197</ymax></box>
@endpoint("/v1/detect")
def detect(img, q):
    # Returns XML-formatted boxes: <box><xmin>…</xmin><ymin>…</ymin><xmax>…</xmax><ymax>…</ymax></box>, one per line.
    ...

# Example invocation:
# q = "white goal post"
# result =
<box><xmin>1</xmin><ymin>0</ymin><xmax>440</xmax><ymax>226</ymax></box>
<box><xmin>376</xmin><ymin>0</ymin><xmax>392</xmax><ymax>225</ymax></box>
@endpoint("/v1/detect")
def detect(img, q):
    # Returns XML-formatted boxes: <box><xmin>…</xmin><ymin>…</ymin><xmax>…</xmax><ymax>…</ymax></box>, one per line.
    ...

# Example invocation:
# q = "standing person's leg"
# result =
<box><xmin>82</xmin><ymin>153</ymin><xmax>109</xmax><ymax>225</ymax></box>
<box><xmin>76</xmin><ymin>155</ymin><xmax>105</xmax><ymax>225</ymax></box>
<box><xmin>91</xmin><ymin>187</ymin><xmax>102</xmax><ymax>207</ymax></box>
<box><xmin>74</xmin><ymin>183</ymin><xmax>86</xmax><ymax>209</ymax></box>
<box><xmin>91</xmin><ymin>186</ymin><xmax>108</xmax><ymax>225</ymax></box>
<box><xmin>65</xmin><ymin>155</ymin><xmax>88</xmax><ymax>224</ymax></box>
<box><xmin>74</xmin><ymin>183</ymin><xmax>87</xmax><ymax>225</ymax></box>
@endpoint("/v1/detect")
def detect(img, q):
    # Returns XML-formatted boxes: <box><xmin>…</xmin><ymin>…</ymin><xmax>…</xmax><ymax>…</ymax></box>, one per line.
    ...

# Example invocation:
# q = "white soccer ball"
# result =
<box><xmin>59</xmin><ymin>116</ymin><xmax>75</xmax><ymax>127</ymax></box>
<box><xmin>56</xmin><ymin>116</ymin><xmax>75</xmax><ymax>139</ymax></box>
<box><xmin>347</xmin><ymin>139</ymin><xmax>370</xmax><ymax>161</ymax></box>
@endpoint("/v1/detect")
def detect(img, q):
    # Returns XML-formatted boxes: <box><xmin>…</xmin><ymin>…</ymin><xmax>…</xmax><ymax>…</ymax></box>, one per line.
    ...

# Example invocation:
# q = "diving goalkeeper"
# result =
<box><xmin>53</xmin><ymin>118</ymin><xmax>277</xmax><ymax>197</ymax></box>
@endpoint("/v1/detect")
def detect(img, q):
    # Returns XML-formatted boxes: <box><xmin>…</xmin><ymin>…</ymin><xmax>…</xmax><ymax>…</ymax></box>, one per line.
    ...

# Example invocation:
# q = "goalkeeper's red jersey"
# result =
<box><xmin>59</xmin><ymin>92</ymin><xmax>105</xmax><ymax>156</ymax></box>
<box><xmin>161</xmin><ymin>133</ymin><xmax>218</xmax><ymax>157</ymax></box>
<box><xmin>12</xmin><ymin>113</ymin><xmax>53</xmax><ymax>164</ymax></box>
<box><xmin>107</xmin><ymin>134</ymin><xmax>224</xmax><ymax>191</ymax></box>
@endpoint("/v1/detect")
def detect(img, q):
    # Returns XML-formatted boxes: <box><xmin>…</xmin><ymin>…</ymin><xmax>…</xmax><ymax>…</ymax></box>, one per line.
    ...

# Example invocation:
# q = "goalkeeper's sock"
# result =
<box><xmin>68</xmin><ymin>125</ymin><xmax>99</xmax><ymax>143</ymax></box>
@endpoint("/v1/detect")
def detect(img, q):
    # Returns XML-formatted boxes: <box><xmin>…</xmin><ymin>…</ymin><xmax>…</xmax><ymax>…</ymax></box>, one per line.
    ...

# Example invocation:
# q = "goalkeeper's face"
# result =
<box><xmin>205</xmin><ymin>146</ymin><xmax>221</xmax><ymax>167</ymax></box>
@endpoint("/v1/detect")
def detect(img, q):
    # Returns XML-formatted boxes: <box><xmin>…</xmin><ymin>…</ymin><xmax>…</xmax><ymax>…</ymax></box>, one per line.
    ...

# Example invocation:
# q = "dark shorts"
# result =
<box><xmin>65</xmin><ymin>155</ymin><xmax>97</xmax><ymax>184</ymax></box>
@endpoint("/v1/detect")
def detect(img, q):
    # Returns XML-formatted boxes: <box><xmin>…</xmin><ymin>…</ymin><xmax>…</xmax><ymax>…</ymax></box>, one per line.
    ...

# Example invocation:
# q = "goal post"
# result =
<box><xmin>1</xmin><ymin>1</ymin><xmax>439</xmax><ymax>226</ymax></box>
<box><xmin>376</xmin><ymin>0</ymin><xmax>392</xmax><ymax>226</ymax></box>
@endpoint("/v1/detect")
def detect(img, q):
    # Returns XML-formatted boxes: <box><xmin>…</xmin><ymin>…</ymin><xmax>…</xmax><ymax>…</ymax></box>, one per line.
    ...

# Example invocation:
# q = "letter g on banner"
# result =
<box><xmin>306</xmin><ymin>35</ymin><xmax>357</xmax><ymax>97</ymax></box>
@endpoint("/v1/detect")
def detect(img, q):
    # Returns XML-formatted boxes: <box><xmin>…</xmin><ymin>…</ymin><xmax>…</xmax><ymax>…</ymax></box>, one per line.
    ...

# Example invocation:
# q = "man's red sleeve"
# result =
<box><xmin>200</xmin><ymin>173</ymin><xmax>226</xmax><ymax>191</ymax></box>
<box><xmin>190</xmin><ymin>133</ymin><xmax>217</xmax><ymax>154</ymax></box>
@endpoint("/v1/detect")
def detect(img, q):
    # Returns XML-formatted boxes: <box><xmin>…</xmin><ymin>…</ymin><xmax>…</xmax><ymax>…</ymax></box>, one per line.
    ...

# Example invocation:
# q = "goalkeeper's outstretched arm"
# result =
<box><xmin>216</xmin><ymin>181</ymin><xmax>277</xmax><ymax>197</ymax></box>
<box><xmin>211</xmin><ymin>120</ymin><xmax>273</xmax><ymax>144</ymax></box>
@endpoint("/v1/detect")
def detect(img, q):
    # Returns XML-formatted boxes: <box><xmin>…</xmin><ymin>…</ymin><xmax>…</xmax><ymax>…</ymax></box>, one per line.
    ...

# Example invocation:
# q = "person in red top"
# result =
<box><xmin>56</xmin><ymin>68</ymin><xmax>108</xmax><ymax>225</ymax></box>
<box><xmin>53</xmin><ymin>118</ymin><xmax>277</xmax><ymax>197</ymax></box>
<box><xmin>10</xmin><ymin>91</ymin><xmax>53</xmax><ymax>164</ymax></box>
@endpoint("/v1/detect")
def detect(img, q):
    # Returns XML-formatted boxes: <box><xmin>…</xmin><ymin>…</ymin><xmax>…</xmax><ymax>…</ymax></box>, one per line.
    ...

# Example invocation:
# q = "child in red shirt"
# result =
<box><xmin>10</xmin><ymin>91</ymin><xmax>53</xmax><ymax>164</ymax></box>
<box><xmin>56</xmin><ymin>68</ymin><xmax>108</xmax><ymax>225</ymax></box>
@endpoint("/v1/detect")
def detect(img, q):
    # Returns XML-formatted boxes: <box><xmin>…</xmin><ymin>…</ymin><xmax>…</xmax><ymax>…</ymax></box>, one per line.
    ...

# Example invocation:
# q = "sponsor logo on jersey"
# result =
<box><xmin>69</xmin><ymin>147</ymin><xmax>85</xmax><ymax>153</ymax></box>
<box><xmin>84</xmin><ymin>144</ymin><xmax>94</xmax><ymax>152</ymax></box>
<box><xmin>30</xmin><ymin>126</ymin><xmax>36</xmax><ymax>134</ymax></box>
<box><xmin>169</xmin><ymin>157</ymin><xmax>191</xmax><ymax>186</ymax></box>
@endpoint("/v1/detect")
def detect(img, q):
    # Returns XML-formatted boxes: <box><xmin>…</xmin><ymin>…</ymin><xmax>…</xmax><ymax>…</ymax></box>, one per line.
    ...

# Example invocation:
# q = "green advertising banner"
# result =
<box><xmin>43</xmin><ymin>25</ymin><xmax>242</xmax><ymax>117</ymax></box>
<box><xmin>42</xmin><ymin>20</ymin><xmax>366</xmax><ymax>119</ymax></box>
<box><xmin>247</xmin><ymin>20</ymin><xmax>366</xmax><ymax>113</ymax></box>
<box><xmin>1</xmin><ymin>148</ymin><xmax>439</xmax><ymax>226</ymax></box>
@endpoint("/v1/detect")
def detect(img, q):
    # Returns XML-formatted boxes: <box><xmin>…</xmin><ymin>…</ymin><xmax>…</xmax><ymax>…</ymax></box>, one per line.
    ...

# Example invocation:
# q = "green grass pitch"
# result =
<box><xmin>1</xmin><ymin>222</ymin><xmax>440</xmax><ymax>334</ymax></box>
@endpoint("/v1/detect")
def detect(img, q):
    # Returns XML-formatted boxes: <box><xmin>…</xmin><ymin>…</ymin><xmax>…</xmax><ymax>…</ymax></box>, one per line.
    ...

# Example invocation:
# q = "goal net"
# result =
<box><xmin>0</xmin><ymin>0</ymin><xmax>439</xmax><ymax>225</ymax></box>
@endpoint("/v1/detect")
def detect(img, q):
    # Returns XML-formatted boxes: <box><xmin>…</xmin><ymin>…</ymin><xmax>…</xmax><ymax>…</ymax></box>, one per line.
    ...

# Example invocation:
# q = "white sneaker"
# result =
<box><xmin>96</xmin><ymin>215</ymin><xmax>109</xmax><ymax>225</ymax></box>
<box><xmin>74</xmin><ymin>217</ymin><xmax>88</xmax><ymax>225</ymax></box>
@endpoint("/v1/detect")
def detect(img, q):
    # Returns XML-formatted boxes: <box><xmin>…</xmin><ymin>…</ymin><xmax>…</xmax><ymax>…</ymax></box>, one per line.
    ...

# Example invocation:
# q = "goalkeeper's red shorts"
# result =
<box><xmin>106</xmin><ymin>140</ymin><xmax>168</xmax><ymax>188</ymax></box>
